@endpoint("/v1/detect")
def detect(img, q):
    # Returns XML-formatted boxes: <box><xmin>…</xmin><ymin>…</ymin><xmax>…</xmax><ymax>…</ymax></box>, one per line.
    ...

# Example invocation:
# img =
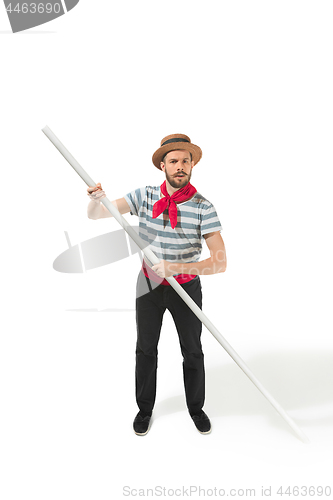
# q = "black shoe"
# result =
<box><xmin>190</xmin><ymin>410</ymin><xmax>211</xmax><ymax>434</ymax></box>
<box><xmin>133</xmin><ymin>411</ymin><xmax>152</xmax><ymax>436</ymax></box>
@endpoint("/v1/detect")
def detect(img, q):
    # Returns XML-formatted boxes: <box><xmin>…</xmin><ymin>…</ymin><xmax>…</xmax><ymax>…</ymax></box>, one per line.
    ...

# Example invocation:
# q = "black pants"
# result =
<box><xmin>135</xmin><ymin>271</ymin><xmax>205</xmax><ymax>417</ymax></box>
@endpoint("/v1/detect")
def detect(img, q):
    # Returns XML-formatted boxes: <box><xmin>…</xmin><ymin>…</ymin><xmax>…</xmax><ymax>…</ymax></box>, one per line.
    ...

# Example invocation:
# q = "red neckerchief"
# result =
<box><xmin>152</xmin><ymin>180</ymin><xmax>197</xmax><ymax>229</ymax></box>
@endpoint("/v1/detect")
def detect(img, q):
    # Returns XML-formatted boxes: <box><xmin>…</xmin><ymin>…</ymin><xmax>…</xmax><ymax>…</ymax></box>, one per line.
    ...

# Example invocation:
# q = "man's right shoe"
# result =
<box><xmin>133</xmin><ymin>411</ymin><xmax>152</xmax><ymax>436</ymax></box>
<box><xmin>190</xmin><ymin>410</ymin><xmax>212</xmax><ymax>434</ymax></box>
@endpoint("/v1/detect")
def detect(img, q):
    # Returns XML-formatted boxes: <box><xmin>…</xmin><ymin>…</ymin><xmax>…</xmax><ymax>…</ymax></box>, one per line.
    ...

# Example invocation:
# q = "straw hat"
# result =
<box><xmin>152</xmin><ymin>134</ymin><xmax>202</xmax><ymax>170</ymax></box>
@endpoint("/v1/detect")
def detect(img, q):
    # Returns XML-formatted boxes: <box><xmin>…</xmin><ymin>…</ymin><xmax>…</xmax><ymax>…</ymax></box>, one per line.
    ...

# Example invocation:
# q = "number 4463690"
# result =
<box><xmin>6</xmin><ymin>3</ymin><xmax>61</xmax><ymax>14</ymax></box>
<box><xmin>277</xmin><ymin>486</ymin><xmax>331</xmax><ymax>496</ymax></box>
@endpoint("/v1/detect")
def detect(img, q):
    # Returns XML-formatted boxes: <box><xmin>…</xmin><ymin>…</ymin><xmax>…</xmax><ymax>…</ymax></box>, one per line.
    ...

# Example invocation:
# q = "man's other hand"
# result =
<box><xmin>151</xmin><ymin>259</ymin><xmax>178</xmax><ymax>278</ymax></box>
<box><xmin>87</xmin><ymin>182</ymin><xmax>106</xmax><ymax>203</ymax></box>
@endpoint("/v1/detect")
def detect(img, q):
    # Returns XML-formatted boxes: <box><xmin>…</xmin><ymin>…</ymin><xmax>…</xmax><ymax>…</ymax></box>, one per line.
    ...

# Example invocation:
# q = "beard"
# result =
<box><xmin>165</xmin><ymin>167</ymin><xmax>192</xmax><ymax>189</ymax></box>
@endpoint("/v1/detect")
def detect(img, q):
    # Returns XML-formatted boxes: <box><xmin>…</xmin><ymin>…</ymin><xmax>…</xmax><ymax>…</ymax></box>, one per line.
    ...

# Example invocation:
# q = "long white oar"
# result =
<box><xmin>42</xmin><ymin>125</ymin><xmax>309</xmax><ymax>443</ymax></box>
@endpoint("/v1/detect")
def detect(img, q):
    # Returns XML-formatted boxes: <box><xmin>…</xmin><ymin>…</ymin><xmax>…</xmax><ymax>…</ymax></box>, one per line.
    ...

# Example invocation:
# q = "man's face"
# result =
<box><xmin>160</xmin><ymin>150</ymin><xmax>194</xmax><ymax>189</ymax></box>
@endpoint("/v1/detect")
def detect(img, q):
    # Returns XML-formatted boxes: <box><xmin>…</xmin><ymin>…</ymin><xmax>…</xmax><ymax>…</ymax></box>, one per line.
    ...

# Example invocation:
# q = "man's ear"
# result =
<box><xmin>160</xmin><ymin>162</ymin><xmax>165</xmax><ymax>171</ymax></box>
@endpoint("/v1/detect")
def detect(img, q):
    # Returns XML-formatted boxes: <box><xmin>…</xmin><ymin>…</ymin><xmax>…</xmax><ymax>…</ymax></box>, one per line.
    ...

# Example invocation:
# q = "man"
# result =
<box><xmin>87</xmin><ymin>134</ymin><xmax>226</xmax><ymax>436</ymax></box>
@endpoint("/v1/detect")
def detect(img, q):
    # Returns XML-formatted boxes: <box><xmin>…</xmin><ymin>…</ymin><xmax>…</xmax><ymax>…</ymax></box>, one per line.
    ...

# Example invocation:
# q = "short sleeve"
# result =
<box><xmin>201</xmin><ymin>202</ymin><xmax>223</xmax><ymax>236</ymax></box>
<box><xmin>124</xmin><ymin>187</ymin><xmax>146</xmax><ymax>216</ymax></box>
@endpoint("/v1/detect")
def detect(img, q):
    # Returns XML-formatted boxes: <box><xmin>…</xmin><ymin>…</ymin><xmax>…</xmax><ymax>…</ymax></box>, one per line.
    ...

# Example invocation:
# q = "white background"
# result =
<box><xmin>1</xmin><ymin>1</ymin><xmax>333</xmax><ymax>499</ymax></box>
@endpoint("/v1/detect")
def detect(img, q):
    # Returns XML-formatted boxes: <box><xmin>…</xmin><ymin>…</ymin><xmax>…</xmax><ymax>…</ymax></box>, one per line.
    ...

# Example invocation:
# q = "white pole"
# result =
<box><xmin>42</xmin><ymin>125</ymin><xmax>309</xmax><ymax>443</ymax></box>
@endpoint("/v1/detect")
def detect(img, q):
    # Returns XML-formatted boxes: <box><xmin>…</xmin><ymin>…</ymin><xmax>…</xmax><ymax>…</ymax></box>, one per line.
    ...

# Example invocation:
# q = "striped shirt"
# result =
<box><xmin>125</xmin><ymin>186</ymin><xmax>223</xmax><ymax>274</ymax></box>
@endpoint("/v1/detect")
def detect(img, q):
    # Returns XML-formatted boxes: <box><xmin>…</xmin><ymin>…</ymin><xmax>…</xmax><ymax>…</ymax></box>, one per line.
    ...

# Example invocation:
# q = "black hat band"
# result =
<box><xmin>161</xmin><ymin>138</ymin><xmax>190</xmax><ymax>147</ymax></box>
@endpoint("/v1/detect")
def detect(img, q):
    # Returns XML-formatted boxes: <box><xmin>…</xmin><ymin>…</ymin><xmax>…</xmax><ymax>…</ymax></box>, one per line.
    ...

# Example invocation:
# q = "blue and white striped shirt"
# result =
<box><xmin>125</xmin><ymin>186</ymin><xmax>222</xmax><ymax>265</ymax></box>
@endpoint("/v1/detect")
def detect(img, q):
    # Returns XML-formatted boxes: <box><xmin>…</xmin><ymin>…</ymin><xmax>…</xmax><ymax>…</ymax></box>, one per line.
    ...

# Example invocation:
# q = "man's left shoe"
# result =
<box><xmin>133</xmin><ymin>411</ymin><xmax>152</xmax><ymax>436</ymax></box>
<box><xmin>190</xmin><ymin>410</ymin><xmax>211</xmax><ymax>434</ymax></box>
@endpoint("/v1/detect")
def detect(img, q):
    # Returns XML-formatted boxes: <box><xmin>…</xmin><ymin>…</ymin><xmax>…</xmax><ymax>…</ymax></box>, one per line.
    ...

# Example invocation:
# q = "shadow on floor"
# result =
<box><xmin>153</xmin><ymin>349</ymin><xmax>333</xmax><ymax>435</ymax></box>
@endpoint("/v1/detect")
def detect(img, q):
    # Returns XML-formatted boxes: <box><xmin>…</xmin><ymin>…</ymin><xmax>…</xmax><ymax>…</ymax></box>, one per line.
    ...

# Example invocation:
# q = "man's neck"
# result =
<box><xmin>164</xmin><ymin>179</ymin><xmax>186</xmax><ymax>197</ymax></box>
<box><xmin>165</xmin><ymin>181</ymin><xmax>178</xmax><ymax>196</ymax></box>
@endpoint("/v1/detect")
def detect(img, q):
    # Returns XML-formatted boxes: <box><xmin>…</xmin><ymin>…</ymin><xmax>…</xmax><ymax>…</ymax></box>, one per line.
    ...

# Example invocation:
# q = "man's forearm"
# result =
<box><xmin>170</xmin><ymin>256</ymin><xmax>226</xmax><ymax>276</ymax></box>
<box><xmin>87</xmin><ymin>197</ymin><xmax>130</xmax><ymax>219</ymax></box>
<box><xmin>87</xmin><ymin>200</ymin><xmax>106</xmax><ymax>219</ymax></box>
<box><xmin>87</xmin><ymin>200</ymin><xmax>114</xmax><ymax>219</ymax></box>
